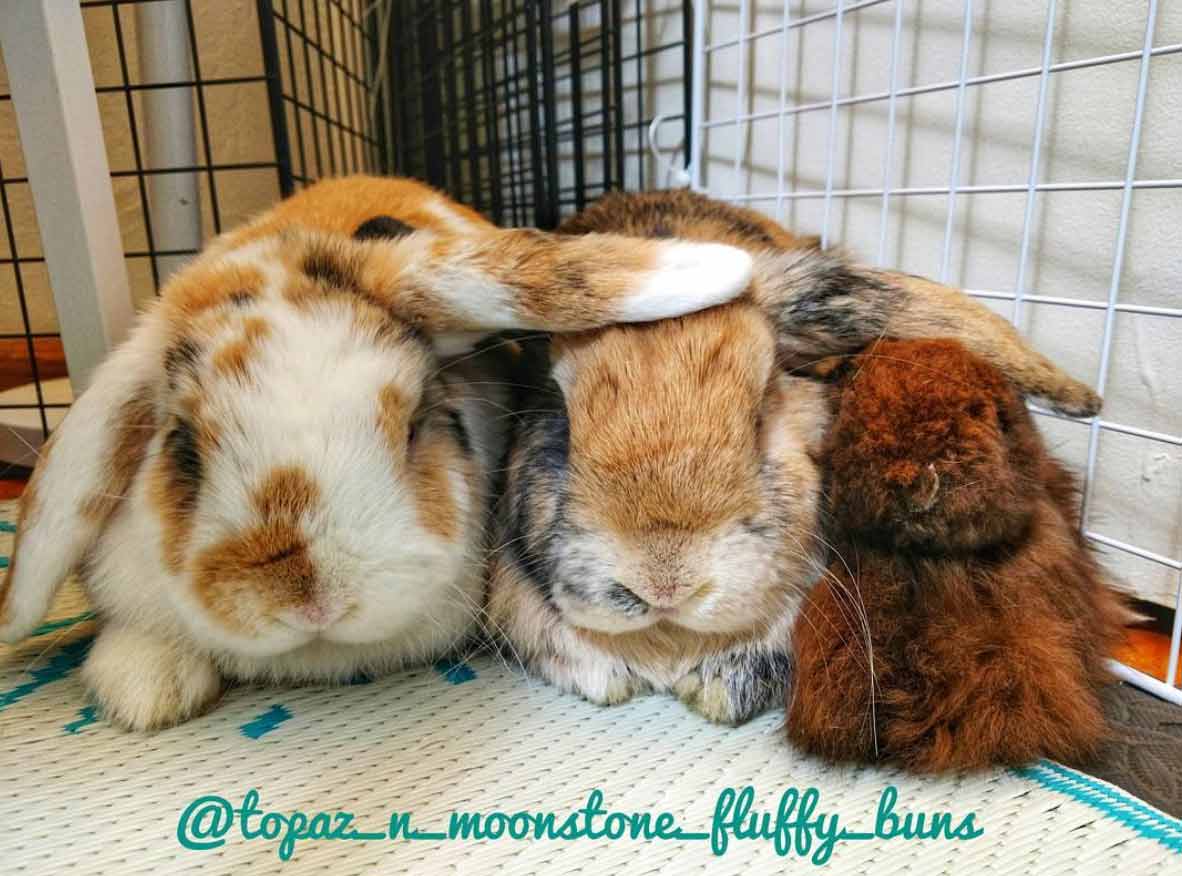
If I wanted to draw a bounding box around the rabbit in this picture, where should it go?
[786,338,1131,771]
[0,176,758,730]
[486,189,1104,726]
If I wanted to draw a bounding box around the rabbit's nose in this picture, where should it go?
[627,576,701,609]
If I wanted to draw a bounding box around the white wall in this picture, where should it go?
[624,0,1181,607]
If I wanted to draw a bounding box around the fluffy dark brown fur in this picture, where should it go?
[786,338,1129,772]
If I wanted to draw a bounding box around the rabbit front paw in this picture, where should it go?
[531,652,649,707]
[81,625,223,731]
[675,648,791,726]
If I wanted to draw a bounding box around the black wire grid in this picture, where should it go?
[383,0,694,230]
[0,0,689,453]
[261,0,390,193]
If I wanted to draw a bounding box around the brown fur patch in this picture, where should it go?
[149,403,219,573]
[212,316,271,380]
[377,379,462,541]
[377,383,412,459]
[192,467,322,631]
[79,386,158,523]
[193,522,317,633]
[410,439,461,541]
[252,466,320,520]
[284,246,418,346]
[163,263,266,319]
[301,237,364,292]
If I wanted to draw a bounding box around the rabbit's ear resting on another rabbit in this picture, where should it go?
[0,205,756,646]
[749,254,1101,418]
[555,187,1101,417]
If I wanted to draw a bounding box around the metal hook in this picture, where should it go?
[647,114,693,188]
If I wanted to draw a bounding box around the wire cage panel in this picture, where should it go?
[385,0,694,228]
[263,0,388,193]
[690,0,1182,700]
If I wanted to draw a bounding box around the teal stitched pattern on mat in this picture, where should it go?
[241,705,293,739]
[0,636,93,713]
[64,705,99,734]
[434,658,477,684]
[30,612,96,637]
[1015,760,1182,854]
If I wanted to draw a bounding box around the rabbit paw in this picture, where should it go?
[675,648,791,726]
[81,625,222,731]
[674,672,739,724]
[532,652,649,707]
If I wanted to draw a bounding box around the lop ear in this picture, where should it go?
[0,325,164,642]
[354,227,754,335]
[350,215,485,357]
[749,249,1102,417]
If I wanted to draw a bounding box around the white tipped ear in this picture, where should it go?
[361,230,754,334]
[615,241,754,322]
[0,322,164,643]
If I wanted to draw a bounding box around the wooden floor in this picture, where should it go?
[0,336,67,391]
[1117,628,1182,685]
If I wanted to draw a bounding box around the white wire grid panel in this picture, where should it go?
[689,0,1181,702]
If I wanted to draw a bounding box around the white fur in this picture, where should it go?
[0,315,169,642]
[68,292,497,724]
[616,242,754,322]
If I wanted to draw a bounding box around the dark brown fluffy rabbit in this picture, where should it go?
[786,338,1130,772]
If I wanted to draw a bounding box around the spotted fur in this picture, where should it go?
[0,177,756,731]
